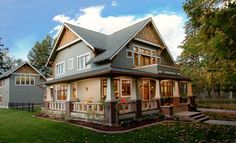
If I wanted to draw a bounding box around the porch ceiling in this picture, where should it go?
[40,67,191,85]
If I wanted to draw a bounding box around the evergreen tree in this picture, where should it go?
[28,35,53,77]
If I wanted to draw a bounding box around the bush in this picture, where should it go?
[156,112,165,119]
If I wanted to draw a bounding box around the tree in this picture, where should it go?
[28,35,53,77]
[179,0,236,97]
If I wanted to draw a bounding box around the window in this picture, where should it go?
[160,81,173,97]
[180,82,188,96]
[0,80,5,87]
[68,58,73,70]
[101,78,107,100]
[127,50,133,58]
[56,62,65,75]
[77,53,90,70]
[133,46,160,67]
[122,80,131,96]
[15,74,35,86]
[57,85,67,100]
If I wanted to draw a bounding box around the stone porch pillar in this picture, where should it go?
[65,84,72,117]
[131,78,142,119]
[104,77,117,126]
[173,81,180,106]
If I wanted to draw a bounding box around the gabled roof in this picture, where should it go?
[0,62,47,80]
[47,17,175,65]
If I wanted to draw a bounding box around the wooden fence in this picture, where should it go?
[8,103,43,112]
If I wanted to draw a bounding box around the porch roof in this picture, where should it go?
[41,67,190,85]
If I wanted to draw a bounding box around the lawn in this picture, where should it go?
[0,109,236,143]
[196,98,236,110]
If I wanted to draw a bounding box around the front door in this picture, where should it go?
[143,80,150,100]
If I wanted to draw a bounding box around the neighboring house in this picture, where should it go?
[0,62,46,108]
[43,17,194,126]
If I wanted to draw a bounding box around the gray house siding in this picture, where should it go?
[112,45,133,68]
[9,74,44,104]
[54,41,111,79]
[0,78,10,107]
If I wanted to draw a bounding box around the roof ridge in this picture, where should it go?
[65,22,108,36]
[108,17,152,36]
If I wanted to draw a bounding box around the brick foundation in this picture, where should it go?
[160,106,173,117]
[173,97,180,106]
[104,101,117,126]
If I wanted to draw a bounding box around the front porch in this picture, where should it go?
[43,76,194,126]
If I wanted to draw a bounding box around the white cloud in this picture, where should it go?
[51,5,185,60]
[111,0,118,6]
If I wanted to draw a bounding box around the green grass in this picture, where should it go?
[0,109,236,143]
[196,99,236,110]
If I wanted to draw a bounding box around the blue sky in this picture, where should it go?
[0,0,186,60]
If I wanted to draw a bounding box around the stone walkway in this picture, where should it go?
[205,120,236,126]
[198,108,236,114]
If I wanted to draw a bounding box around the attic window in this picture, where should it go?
[126,50,133,58]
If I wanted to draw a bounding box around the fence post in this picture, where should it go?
[32,103,34,112]
[28,103,30,111]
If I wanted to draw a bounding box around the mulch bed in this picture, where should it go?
[36,113,167,132]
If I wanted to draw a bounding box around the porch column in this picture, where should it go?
[104,76,117,126]
[131,78,140,100]
[187,82,193,96]
[131,78,142,119]
[105,77,115,101]
[67,84,72,101]
[173,81,180,106]
[65,84,72,118]
[154,80,161,99]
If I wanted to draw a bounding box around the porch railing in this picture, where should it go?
[48,101,65,111]
[118,101,134,114]
[71,102,104,114]
[142,100,159,111]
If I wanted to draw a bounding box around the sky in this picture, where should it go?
[0,0,187,61]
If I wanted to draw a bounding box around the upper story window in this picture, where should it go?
[68,58,73,70]
[56,62,65,75]
[0,80,5,87]
[132,46,160,67]
[77,53,90,70]
[15,74,35,86]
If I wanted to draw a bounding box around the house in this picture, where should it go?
[0,62,46,108]
[43,17,195,126]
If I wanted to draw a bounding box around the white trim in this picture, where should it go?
[64,23,95,51]
[1,62,47,80]
[134,37,164,48]
[126,50,133,58]
[150,19,176,65]
[0,79,5,88]
[77,52,90,71]
[68,58,73,70]
[120,78,132,97]
[133,64,158,69]
[55,61,65,76]
[15,74,36,86]
[56,39,81,51]
[46,25,66,67]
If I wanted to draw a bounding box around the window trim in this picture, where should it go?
[126,50,133,58]
[68,58,73,70]
[0,80,5,88]
[121,78,132,97]
[77,52,90,71]
[15,74,36,86]
[56,61,65,75]
[133,45,161,67]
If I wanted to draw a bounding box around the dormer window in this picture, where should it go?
[133,46,160,67]
[77,53,90,70]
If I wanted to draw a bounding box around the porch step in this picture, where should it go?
[174,111,209,122]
